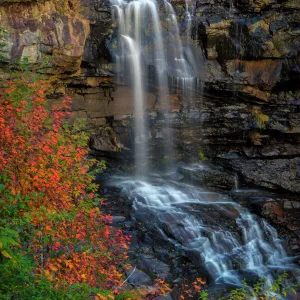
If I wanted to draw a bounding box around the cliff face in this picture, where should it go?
[185,0,300,192]
[1,0,300,194]
[0,0,89,76]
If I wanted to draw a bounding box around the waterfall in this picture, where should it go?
[108,0,299,292]
[185,1,192,41]
[110,0,198,174]
[110,171,299,287]
[122,35,148,176]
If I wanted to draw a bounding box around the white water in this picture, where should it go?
[122,35,148,176]
[110,0,202,174]
[110,170,299,287]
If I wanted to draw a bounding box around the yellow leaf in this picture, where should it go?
[1,250,12,259]
[96,295,108,300]
[0,241,2,249]
[48,264,58,271]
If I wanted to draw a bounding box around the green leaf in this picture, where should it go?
[1,250,12,259]
[0,183,5,193]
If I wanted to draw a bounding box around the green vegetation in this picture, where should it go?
[198,151,208,161]
[0,28,8,63]
[199,290,209,300]
[199,273,299,300]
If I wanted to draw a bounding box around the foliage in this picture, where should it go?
[249,130,262,145]
[0,76,130,298]
[151,279,173,298]
[202,272,299,300]
[169,277,206,299]
[179,278,206,299]
[199,290,209,300]
[251,106,269,129]
[198,151,208,161]
[0,28,8,63]
[115,290,143,300]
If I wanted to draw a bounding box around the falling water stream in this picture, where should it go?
[108,0,299,292]
[110,0,202,172]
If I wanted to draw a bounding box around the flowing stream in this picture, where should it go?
[108,0,299,291]
[109,167,299,288]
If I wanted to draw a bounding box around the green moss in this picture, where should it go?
[198,151,208,161]
[199,272,300,300]
[251,106,269,129]
[116,290,143,300]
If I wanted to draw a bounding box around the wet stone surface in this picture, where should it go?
[98,166,300,298]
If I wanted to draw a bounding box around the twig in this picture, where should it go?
[121,266,136,286]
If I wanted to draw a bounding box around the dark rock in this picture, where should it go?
[112,216,126,223]
[90,127,125,153]
[137,255,170,279]
[125,268,153,286]
[124,221,133,229]
[228,157,300,193]
[178,163,236,191]
[153,295,172,300]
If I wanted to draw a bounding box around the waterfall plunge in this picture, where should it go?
[122,35,148,176]
[111,0,197,175]
[109,0,300,291]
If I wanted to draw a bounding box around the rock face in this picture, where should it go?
[226,157,300,192]
[0,0,89,76]
[1,0,300,194]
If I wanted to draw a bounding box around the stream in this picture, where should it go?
[105,165,300,293]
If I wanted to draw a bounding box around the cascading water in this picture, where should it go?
[110,0,203,173]
[122,35,148,176]
[108,0,299,293]
[110,168,299,288]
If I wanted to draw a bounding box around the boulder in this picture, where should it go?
[125,268,153,286]
[137,255,170,279]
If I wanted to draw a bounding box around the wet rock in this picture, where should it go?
[137,255,170,279]
[124,221,133,229]
[125,268,153,286]
[228,158,300,193]
[227,60,282,90]
[138,246,154,255]
[178,163,236,191]
[112,216,126,223]
[284,201,293,210]
[262,201,284,217]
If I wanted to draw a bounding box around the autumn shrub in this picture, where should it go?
[0,76,130,298]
